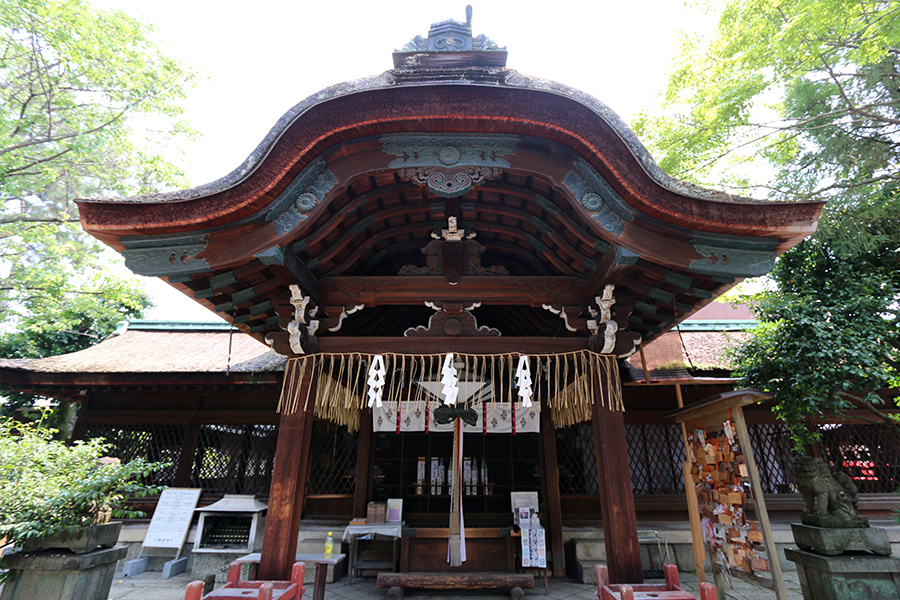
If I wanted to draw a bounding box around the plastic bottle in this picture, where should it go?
[324,531,333,558]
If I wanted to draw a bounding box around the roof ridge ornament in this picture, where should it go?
[393,6,507,69]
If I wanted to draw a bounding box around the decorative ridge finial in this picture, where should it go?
[393,6,507,69]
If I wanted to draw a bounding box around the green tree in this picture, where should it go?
[0,0,193,417]
[636,0,900,448]
[730,188,899,448]
[634,0,900,204]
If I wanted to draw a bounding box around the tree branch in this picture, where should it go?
[839,391,900,437]
[0,216,80,224]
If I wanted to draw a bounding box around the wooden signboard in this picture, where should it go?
[144,487,203,549]
[121,487,202,579]
[664,390,788,600]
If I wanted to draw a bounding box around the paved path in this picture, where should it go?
[109,570,805,600]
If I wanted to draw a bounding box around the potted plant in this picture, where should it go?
[0,416,166,600]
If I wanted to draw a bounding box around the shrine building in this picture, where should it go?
[1,14,830,584]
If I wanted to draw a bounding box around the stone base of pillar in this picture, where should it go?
[785,547,900,600]
[791,523,891,556]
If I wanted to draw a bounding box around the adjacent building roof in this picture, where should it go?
[0,321,285,391]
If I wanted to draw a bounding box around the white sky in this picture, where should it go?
[94,0,720,321]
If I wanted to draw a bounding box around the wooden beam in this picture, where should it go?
[258,248,320,302]
[319,276,588,307]
[539,401,566,578]
[79,410,279,425]
[258,364,317,580]
[587,248,637,298]
[676,384,707,584]
[732,407,789,600]
[0,370,282,388]
[316,336,587,354]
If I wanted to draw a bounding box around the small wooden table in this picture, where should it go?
[342,523,402,583]
[237,552,346,600]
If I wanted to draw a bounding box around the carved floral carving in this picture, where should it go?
[383,134,515,198]
[404,302,500,337]
[397,165,503,198]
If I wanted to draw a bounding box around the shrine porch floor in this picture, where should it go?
[107,569,805,600]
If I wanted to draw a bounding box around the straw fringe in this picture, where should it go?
[277,350,623,432]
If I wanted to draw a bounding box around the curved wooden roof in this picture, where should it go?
[77,29,823,349]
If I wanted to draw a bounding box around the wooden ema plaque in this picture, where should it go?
[665,390,788,600]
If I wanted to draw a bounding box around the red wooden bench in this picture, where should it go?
[185,561,305,600]
[596,564,716,600]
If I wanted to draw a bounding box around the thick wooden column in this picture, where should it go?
[173,416,201,487]
[539,401,566,577]
[258,365,317,580]
[591,378,642,583]
[352,409,374,517]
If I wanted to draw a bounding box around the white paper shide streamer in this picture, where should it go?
[366,355,386,408]
[440,352,460,405]
[515,355,533,408]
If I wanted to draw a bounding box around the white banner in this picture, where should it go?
[373,400,539,433]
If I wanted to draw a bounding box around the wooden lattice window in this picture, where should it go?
[746,423,796,494]
[190,424,277,495]
[818,423,900,494]
[307,422,358,495]
[555,423,598,495]
[84,423,185,487]
[626,423,686,495]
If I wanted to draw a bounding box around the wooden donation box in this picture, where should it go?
[665,390,789,600]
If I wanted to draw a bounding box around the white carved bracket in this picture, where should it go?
[327,304,365,332]
[264,283,319,355]
[542,304,583,333]
[587,284,618,354]
[289,284,311,324]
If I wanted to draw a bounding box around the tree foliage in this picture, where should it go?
[0,0,193,374]
[730,187,900,447]
[636,0,900,448]
[634,0,900,204]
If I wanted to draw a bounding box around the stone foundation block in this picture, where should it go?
[785,547,900,600]
[0,545,126,600]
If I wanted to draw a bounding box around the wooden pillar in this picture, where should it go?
[591,376,642,583]
[70,397,91,442]
[173,415,201,488]
[353,409,374,517]
[539,401,566,577]
[258,364,317,580]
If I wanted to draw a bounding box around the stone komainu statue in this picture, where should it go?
[792,456,860,523]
